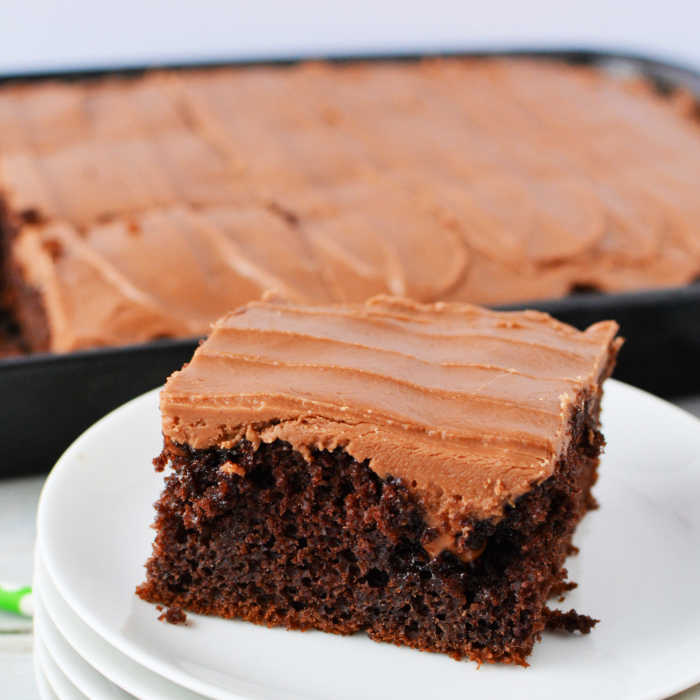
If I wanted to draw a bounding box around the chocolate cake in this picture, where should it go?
[137,296,622,665]
[0,58,699,352]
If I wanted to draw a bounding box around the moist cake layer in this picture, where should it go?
[161,296,621,547]
[0,58,698,351]
[138,416,600,664]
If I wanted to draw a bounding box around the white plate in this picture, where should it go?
[34,635,85,700]
[37,380,700,700]
[35,646,59,700]
[34,554,204,700]
[34,577,132,700]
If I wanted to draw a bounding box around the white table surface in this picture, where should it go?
[2,395,699,699]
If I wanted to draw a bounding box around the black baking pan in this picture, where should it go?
[1,48,699,478]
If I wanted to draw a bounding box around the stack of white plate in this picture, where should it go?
[33,382,700,700]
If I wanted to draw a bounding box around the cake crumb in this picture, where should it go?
[549,580,578,600]
[544,607,598,634]
[158,606,188,625]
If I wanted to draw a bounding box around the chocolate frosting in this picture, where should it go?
[161,296,620,549]
[1,59,698,351]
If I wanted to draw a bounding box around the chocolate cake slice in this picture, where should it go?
[137,296,622,665]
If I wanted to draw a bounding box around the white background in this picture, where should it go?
[0,0,699,74]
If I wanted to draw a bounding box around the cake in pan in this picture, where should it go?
[138,296,622,664]
[0,58,698,353]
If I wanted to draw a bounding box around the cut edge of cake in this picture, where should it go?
[137,296,622,665]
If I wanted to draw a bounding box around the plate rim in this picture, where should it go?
[34,644,58,700]
[34,553,208,700]
[34,634,83,700]
[34,592,129,700]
